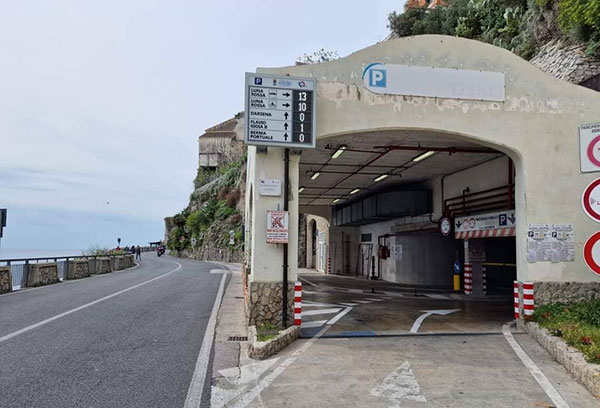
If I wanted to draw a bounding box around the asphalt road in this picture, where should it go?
[0,253,224,408]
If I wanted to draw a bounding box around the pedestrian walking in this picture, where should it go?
[135,245,141,261]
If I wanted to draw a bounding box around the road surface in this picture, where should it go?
[0,254,224,408]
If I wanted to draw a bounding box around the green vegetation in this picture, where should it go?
[388,0,600,59]
[256,322,282,342]
[532,299,600,363]
[83,246,126,256]
[167,156,246,255]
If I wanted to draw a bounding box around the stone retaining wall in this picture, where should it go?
[27,262,59,287]
[530,39,600,85]
[247,325,300,360]
[67,260,90,280]
[95,258,112,274]
[0,266,11,293]
[125,254,134,268]
[522,321,600,398]
[113,256,126,271]
[534,281,600,305]
[248,282,294,327]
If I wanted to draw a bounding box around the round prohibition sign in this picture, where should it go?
[587,134,600,167]
[583,231,600,276]
[581,178,600,223]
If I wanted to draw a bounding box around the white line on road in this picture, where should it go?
[0,260,182,344]
[302,308,341,316]
[184,265,229,408]
[502,321,570,408]
[301,320,328,328]
[352,300,372,304]
[338,302,359,306]
[409,309,459,333]
[326,307,352,325]
[232,306,352,408]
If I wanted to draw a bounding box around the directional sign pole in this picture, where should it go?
[282,148,290,327]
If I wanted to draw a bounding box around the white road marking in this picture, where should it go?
[502,321,570,408]
[0,260,183,344]
[302,300,337,307]
[302,308,341,316]
[184,265,229,408]
[338,302,359,306]
[409,309,460,333]
[353,300,372,304]
[365,298,384,301]
[371,361,426,406]
[326,306,352,325]
[299,277,319,288]
[301,320,328,328]
[218,358,280,386]
[424,294,450,300]
[232,305,350,408]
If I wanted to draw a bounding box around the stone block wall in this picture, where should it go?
[113,256,126,271]
[67,260,90,280]
[0,266,12,293]
[248,282,294,327]
[125,254,134,268]
[534,281,600,305]
[27,262,59,287]
[95,258,112,274]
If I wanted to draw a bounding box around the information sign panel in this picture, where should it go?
[244,73,316,148]
[580,122,600,173]
[266,210,289,244]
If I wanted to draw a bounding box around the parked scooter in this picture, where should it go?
[157,245,166,257]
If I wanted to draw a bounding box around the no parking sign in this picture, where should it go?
[583,231,600,276]
[580,122,600,173]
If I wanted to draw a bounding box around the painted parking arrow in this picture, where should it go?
[410,309,460,333]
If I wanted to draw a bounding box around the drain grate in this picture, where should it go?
[227,336,248,342]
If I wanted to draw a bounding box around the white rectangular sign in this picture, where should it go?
[579,122,600,173]
[266,210,289,244]
[245,73,316,149]
[527,223,574,263]
[455,210,515,233]
[363,63,505,102]
[258,179,281,196]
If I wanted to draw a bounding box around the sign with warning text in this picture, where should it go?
[266,210,289,244]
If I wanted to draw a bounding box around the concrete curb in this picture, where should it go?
[521,320,600,398]
[247,325,300,360]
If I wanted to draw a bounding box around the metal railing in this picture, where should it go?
[0,252,142,292]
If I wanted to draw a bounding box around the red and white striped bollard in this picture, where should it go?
[523,282,535,318]
[464,263,472,295]
[513,281,520,319]
[294,282,302,326]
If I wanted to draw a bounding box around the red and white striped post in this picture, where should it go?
[482,266,487,295]
[464,264,473,294]
[294,282,302,326]
[513,281,520,319]
[523,282,535,318]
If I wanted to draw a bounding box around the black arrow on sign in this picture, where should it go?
[284,133,289,140]
[283,92,290,97]
[284,112,289,120]
[508,214,516,223]
[456,221,462,229]
[284,123,289,130]
[282,103,290,108]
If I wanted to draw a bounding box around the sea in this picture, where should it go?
[0,249,85,261]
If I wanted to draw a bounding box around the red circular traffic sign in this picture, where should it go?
[587,135,600,167]
[583,231,600,276]
[581,178,600,222]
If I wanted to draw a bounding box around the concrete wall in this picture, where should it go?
[27,263,59,287]
[254,35,600,285]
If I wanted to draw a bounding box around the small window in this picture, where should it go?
[361,233,372,242]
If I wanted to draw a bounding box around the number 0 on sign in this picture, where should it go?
[244,73,316,149]
[581,178,600,222]
[583,231,600,276]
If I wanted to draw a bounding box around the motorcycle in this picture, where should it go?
[157,245,166,257]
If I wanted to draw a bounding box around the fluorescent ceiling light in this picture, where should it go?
[331,145,347,159]
[350,188,360,195]
[374,174,389,182]
[310,172,320,180]
[412,150,436,162]
[333,198,341,203]
[299,187,305,193]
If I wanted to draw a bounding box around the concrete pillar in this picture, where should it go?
[246,146,299,327]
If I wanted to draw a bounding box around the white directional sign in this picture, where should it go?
[580,122,600,173]
[244,73,316,148]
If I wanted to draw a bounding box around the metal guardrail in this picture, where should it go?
[0,251,145,292]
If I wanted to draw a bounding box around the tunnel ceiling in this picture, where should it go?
[299,130,504,207]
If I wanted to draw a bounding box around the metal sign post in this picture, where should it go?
[0,209,6,256]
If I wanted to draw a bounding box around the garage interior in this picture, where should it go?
[297,130,517,298]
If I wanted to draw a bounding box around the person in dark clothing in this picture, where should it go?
[135,245,141,261]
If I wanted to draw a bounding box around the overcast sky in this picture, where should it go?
[0,0,404,253]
